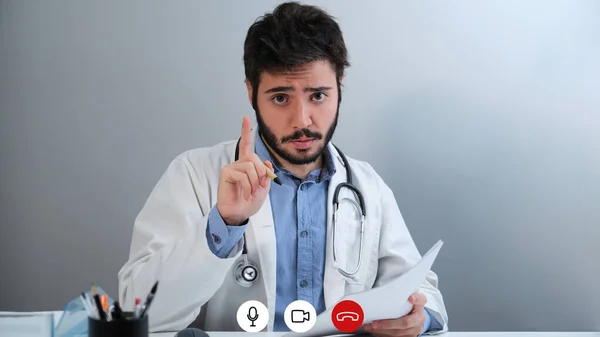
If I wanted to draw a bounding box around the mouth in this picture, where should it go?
[289,138,315,150]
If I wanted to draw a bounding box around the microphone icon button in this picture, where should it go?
[237,300,269,332]
[247,306,259,327]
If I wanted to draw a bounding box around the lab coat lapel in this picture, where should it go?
[323,145,348,308]
[249,183,277,329]
[248,127,276,313]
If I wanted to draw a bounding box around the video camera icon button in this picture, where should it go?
[284,300,317,333]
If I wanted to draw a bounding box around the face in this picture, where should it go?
[247,60,341,166]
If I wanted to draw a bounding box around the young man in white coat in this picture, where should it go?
[118,2,448,336]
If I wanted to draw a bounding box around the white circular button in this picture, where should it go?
[284,300,317,333]
[236,300,269,332]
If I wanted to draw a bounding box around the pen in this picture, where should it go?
[139,281,159,317]
[80,293,95,318]
[91,284,107,321]
[134,298,141,317]
[111,301,123,320]
[87,295,100,319]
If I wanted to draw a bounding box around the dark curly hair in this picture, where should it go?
[243,1,350,110]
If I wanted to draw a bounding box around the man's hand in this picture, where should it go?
[216,115,273,226]
[363,293,428,337]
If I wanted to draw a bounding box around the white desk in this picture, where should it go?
[151,333,599,337]
[2,311,598,337]
[67,312,600,337]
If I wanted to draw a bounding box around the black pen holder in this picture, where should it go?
[88,312,148,337]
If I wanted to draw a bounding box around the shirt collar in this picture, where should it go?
[253,127,337,182]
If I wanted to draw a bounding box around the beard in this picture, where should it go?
[255,105,339,166]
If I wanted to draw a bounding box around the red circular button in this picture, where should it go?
[331,300,364,333]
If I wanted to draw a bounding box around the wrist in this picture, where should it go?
[217,206,248,226]
[224,217,249,226]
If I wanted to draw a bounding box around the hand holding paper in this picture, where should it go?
[364,293,429,337]
[284,239,444,337]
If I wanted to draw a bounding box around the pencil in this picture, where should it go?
[91,284,107,321]
[254,131,282,186]
[266,167,282,185]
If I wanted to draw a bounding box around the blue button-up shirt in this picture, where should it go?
[204,131,438,333]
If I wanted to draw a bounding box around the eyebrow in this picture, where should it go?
[264,86,333,94]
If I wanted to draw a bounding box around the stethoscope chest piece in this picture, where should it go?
[234,254,259,287]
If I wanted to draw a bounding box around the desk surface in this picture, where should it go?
[1,311,598,337]
[152,333,598,337]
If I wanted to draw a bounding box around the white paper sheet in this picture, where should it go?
[284,240,444,337]
[0,312,54,337]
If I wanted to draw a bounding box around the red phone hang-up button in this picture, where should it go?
[331,300,364,333]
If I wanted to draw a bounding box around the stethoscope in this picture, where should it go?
[232,137,366,287]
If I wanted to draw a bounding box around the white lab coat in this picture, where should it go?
[117,135,449,334]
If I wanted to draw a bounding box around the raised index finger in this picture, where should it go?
[239,115,254,159]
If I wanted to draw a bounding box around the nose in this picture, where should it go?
[290,100,312,129]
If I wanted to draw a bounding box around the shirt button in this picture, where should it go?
[300,280,308,288]
[301,230,308,237]
[212,233,221,244]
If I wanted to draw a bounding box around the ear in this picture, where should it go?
[338,76,344,86]
[245,79,253,106]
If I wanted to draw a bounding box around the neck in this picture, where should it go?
[261,135,323,180]
[288,157,323,180]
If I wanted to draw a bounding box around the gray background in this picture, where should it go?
[1,0,599,332]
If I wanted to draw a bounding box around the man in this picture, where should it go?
[118,2,448,336]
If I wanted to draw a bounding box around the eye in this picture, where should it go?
[272,95,288,105]
[311,92,327,102]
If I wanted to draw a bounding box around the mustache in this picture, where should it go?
[281,129,323,143]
